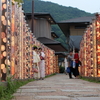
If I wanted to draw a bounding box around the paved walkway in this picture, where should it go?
[12,74,100,100]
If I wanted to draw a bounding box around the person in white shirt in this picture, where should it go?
[64,55,68,74]
[33,46,40,80]
[38,48,45,80]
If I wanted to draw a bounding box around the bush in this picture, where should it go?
[81,77,100,83]
[0,77,35,100]
[0,73,57,100]
[59,66,65,73]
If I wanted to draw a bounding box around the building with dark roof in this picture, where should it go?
[25,13,56,39]
[25,12,67,54]
[57,16,95,49]
[37,37,67,52]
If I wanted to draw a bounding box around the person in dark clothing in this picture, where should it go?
[67,51,76,79]
[74,48,80,78]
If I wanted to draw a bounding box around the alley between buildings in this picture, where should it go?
[12,74,100,100]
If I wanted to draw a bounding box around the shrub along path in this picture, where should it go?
[12,74,100,100]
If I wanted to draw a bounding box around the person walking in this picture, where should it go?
[33,46,40,80]
[64,55,68,74]
[74,48,80,78]
[38,48,45,80]
[67,51,75,79]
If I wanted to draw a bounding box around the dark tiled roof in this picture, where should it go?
[26,12,51,16]
[37,37,60,44]
[37,37,68,52]
[59,16,95,23]
[69,36,83,49]
[25,13,56,24]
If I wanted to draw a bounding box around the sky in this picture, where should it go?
[42,0,100,14]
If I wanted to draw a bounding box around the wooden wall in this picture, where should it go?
[27,18,51,39]
[70,25,85,36]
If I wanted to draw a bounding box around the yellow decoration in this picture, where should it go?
[11,36,14,41]
[1,64,5,69]
[11,62,14,66]
[1,45,5,51]
[5,12,7,17]
[3,20,6,25]
[5,59,10,65]
[2,0,6,3]
[3,51,6,57]
[8,20,10,26]
[3,4,7,9]
[3,37,7,43]
[11,41,14,46]
[1,16,5,21]
[0,73,2,77]
[3,68,6,73]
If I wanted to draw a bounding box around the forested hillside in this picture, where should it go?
[22,0,93,50]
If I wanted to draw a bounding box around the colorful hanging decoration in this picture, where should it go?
[0,1,59,82]
[1,0,8,81]
[80,13,100,77]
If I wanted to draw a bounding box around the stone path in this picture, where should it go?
[12,74,100,100]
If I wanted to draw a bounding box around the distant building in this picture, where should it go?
[25,12,67,57]
[25,13,56,39]
[57,16,95,49]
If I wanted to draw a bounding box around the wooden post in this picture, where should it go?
[32,0,34,33]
